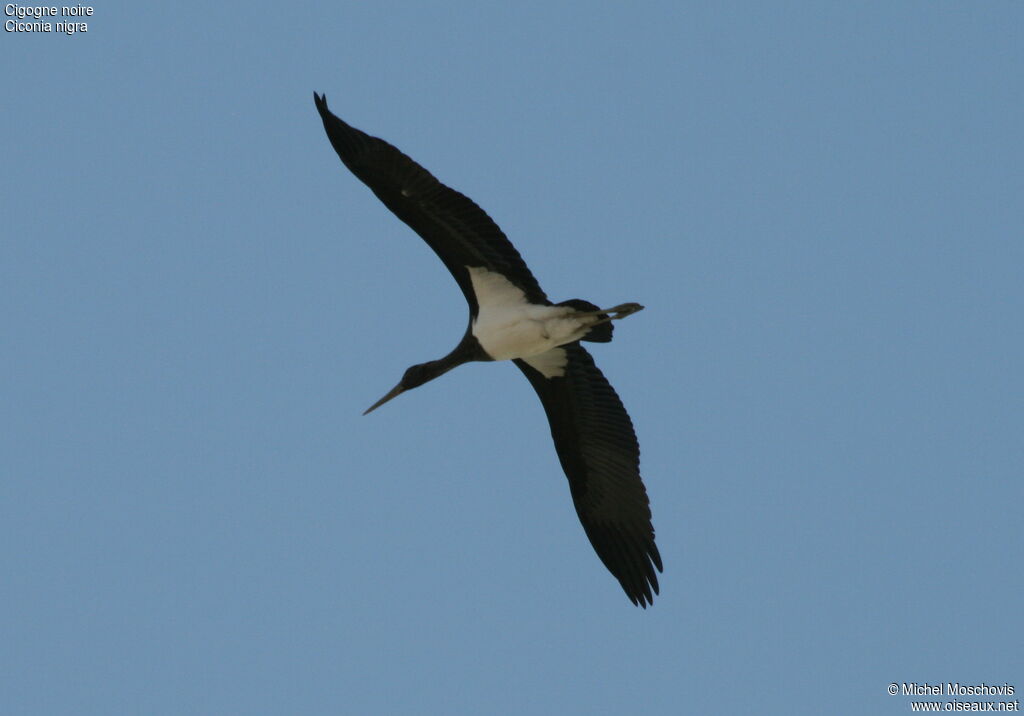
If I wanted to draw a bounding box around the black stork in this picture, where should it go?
[314,92,662,607]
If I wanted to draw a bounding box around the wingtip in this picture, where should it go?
[629,590,654,609]
[623,539,662,608]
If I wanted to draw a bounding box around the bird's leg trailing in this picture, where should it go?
[579,302,645,326]
[556,300,643,344]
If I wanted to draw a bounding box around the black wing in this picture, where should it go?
[314,92,548,311]
[515,344,662,606]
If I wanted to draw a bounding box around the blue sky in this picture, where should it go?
[3,2,1021,714]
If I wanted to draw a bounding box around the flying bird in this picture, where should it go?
[314,92,662,606]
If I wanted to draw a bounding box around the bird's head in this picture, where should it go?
[363,362,437,415]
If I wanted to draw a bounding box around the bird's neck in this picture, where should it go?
[418,333,487,385]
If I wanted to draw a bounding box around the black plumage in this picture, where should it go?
[314,92,546,313]
[314,92,661,606]
[515,346,661,606]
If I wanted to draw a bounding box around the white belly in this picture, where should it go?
[474,303,583,360]
[467,266,589,361]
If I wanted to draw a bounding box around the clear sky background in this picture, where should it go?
[3,3,1021,714]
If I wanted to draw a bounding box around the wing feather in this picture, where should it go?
[314,93,548,310]
[515,344,662,606]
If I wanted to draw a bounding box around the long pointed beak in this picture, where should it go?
[363,382,405,415]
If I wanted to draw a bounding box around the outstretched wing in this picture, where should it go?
[314,92,548,311]
[515,344,662,606]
